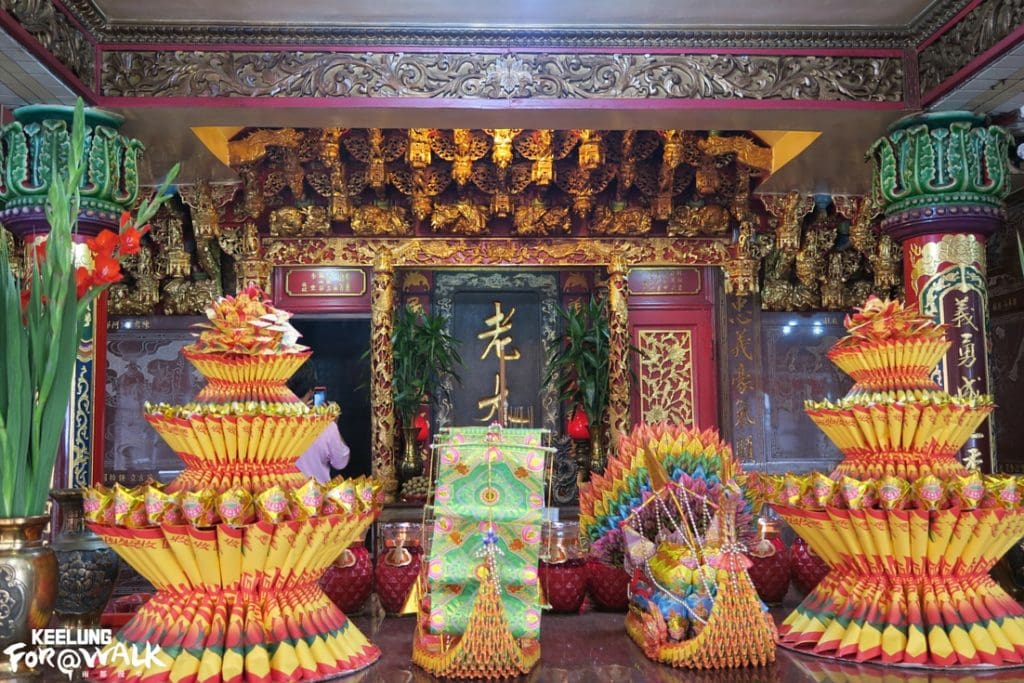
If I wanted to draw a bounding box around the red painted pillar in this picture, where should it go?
[869,112,1012,472]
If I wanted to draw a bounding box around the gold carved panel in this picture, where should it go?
[637,329,695,427]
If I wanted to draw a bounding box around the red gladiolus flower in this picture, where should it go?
[119,211,132,229]
[20,287,31,312]
[87,230,119,259]
[31,240,47,265]
[119,225,145,255]
[92,254,123,285]
[75,266,94,299]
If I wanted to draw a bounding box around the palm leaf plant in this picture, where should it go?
[0,99,178,518]
[391,303,462,479]
[543,296,612,471]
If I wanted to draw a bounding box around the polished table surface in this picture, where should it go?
[346,608,1024,683]
[28,607,1024,682]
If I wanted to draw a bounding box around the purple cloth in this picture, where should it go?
[295,422,350,482]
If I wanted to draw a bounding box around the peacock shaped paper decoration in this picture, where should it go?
[580,423,775,669]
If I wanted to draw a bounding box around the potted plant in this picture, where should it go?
[543,295,611,478]
[0,99,177,661]
[391,303,461,481]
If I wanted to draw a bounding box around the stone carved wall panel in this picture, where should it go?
[432,271,560,434]
[991,310,1024,473]
[101,50,903,102]
[759,312,849,473]
[103,318,204,485]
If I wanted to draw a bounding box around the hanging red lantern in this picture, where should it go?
[566,407,590,440]
[414,412,430,442]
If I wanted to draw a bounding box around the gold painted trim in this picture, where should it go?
[264,237,730,268]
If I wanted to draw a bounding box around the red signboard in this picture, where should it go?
[273,267,372,313]
[628,267,703,296]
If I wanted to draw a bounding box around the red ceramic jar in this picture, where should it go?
[539,521,587,613]
[586,559,630,611]
[745,519,790,606]
[319,541,373,614]
[375,522,423,615]
[790,536,829,595]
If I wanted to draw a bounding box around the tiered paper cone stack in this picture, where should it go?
[83,287,383,683]
[760,296,1024,667]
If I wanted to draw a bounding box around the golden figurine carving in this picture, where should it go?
[591,203,652,236]
[577,129,603,171]
[432,129,491,186]
[179,181,238,239]
[268,205,331,237]
[871,235,901,289]
[761,191,814,253]
[698,134,773,173]
[407,128,434,168]
[484,128,523,169]
[667,203,732,237]
[108,244,162,315]
[513,200,571,236]
[430,200,490,236]
[351,203,413,236]
[227,128,304,166]
[236,163,265,220]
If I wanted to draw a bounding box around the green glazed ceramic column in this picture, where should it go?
[0,105,145,487]
[868,112,1012,472]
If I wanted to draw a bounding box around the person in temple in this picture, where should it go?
[287,363,351,482]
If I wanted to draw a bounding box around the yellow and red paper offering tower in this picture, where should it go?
[765,296,1024,667]
[84,287,383,683]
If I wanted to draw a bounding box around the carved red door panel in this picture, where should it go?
[629,308,717,431]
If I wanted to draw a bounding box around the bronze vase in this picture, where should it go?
[49,489,120,629]
[588,423,606,477]
[398,426,422,483]
[0,515,57,678]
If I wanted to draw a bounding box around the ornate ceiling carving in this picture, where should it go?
[918,0,1024,97]
[0,0,93,84]
[219,126,770,239]
[101,51,903,102]
[62,0,968,49]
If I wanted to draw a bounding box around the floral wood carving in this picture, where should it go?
[637,329,696,426]
[101,51,903,102]
[0,0,94,83]
[918,0,1024,97]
